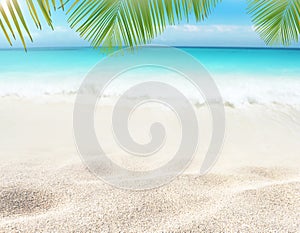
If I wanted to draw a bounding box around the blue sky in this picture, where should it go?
[0,0,299,48]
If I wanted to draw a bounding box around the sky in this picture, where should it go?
[0,0,299,48]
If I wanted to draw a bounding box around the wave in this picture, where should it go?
[1,72,300,109]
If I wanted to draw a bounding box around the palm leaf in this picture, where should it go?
[67,0,221,50]
[0,0,65,50]
[2,0,299,51]
[248,0,300,45]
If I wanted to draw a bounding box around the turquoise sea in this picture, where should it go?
[0,47,300,106]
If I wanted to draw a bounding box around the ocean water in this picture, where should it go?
[0,47,300,107]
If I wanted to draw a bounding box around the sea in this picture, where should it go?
[0,47,299,107]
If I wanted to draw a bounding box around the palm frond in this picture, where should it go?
[248,0,300,45]
[67,0,221,50]
[0,0,65,50]
[1,0,300,51]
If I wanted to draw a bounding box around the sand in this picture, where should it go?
[0,97,299,232]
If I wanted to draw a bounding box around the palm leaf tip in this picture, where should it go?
[0,0,64,49]
[67,0,222,50]
[248,0,300,46]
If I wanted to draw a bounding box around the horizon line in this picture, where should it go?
[0,45,299,51]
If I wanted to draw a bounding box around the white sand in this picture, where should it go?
[0,97,299,232]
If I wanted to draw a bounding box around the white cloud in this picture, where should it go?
[53,26,69,32]
[153,23,263,47]
[168,24,254,33]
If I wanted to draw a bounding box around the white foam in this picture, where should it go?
[1,71,300,108]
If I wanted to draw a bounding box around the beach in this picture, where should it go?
[0,47,300,232]
[0,96,299,232]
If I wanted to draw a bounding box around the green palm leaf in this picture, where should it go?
[0,0,220,50]
[0,0,64,50]
[248,0,300,45]
[1,0,299,50]
[67,0,221,50]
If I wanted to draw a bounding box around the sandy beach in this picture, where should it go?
[0,97,299,232]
